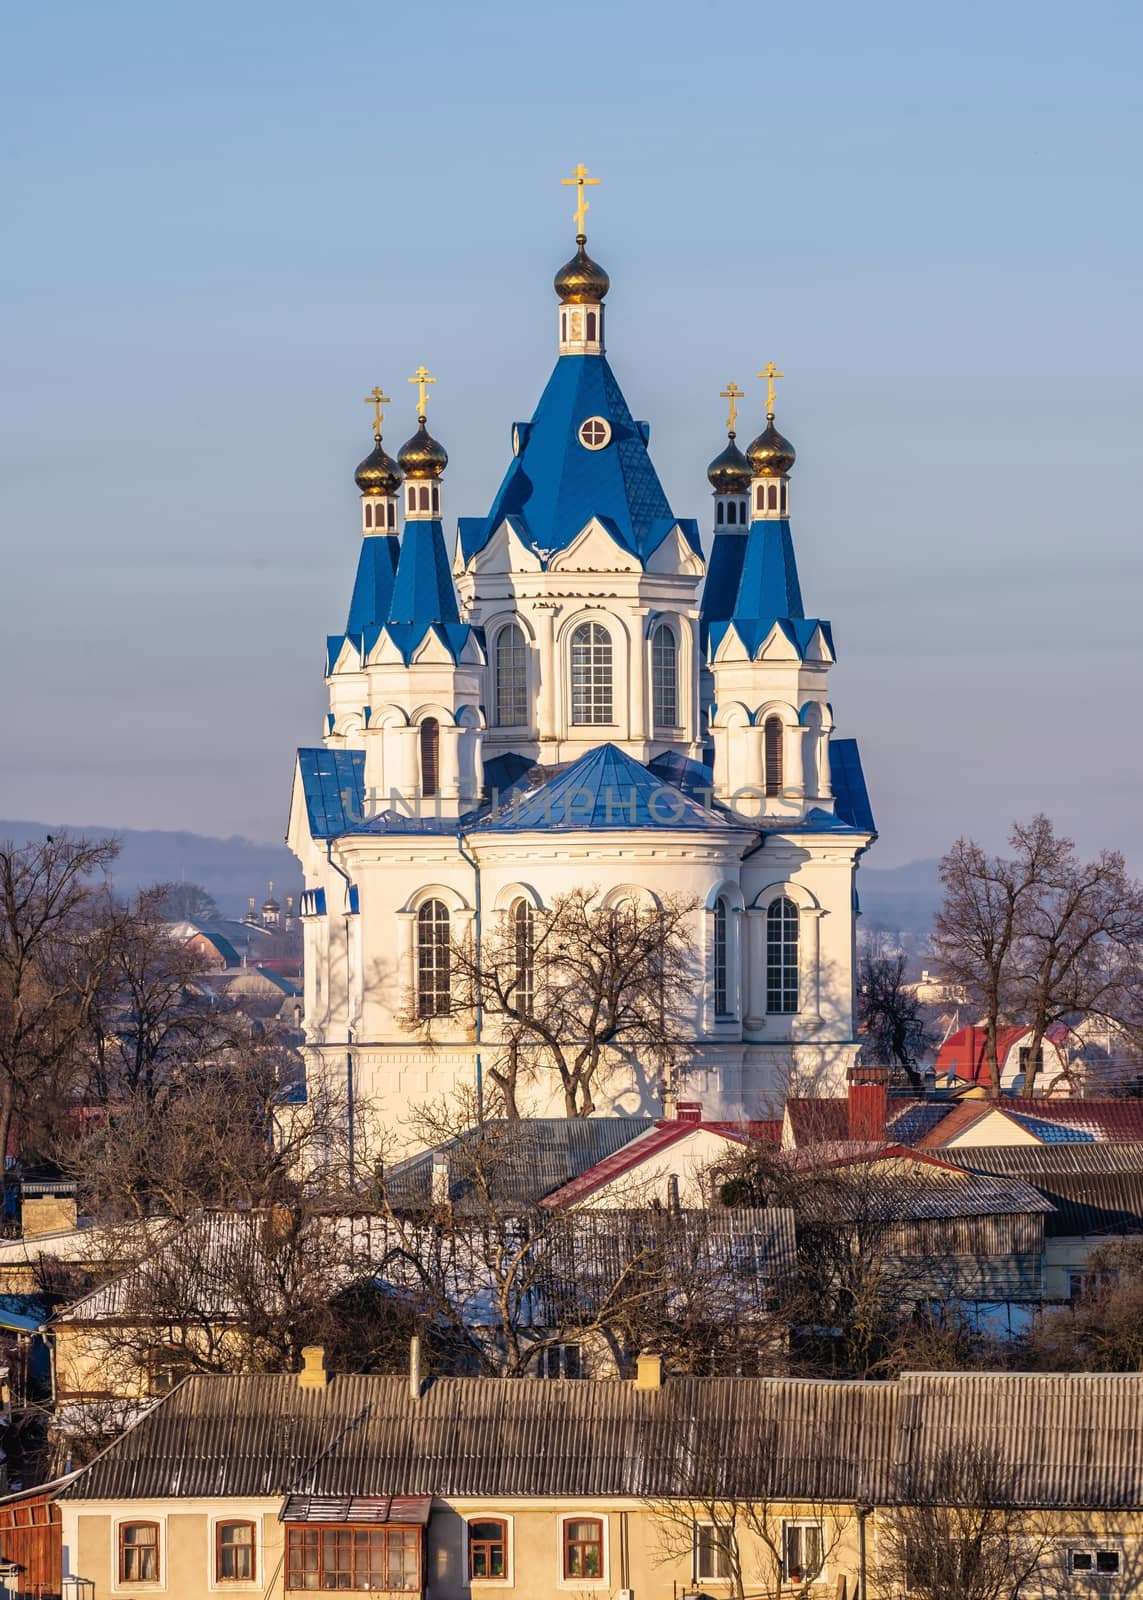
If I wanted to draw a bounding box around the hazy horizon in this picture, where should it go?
[2,0,1140,871]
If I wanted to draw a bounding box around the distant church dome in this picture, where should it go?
[707,433,752,494]
[746,417,796,478]
[554,238,610,304]
[398,420,448,480]
[354,439,402,496]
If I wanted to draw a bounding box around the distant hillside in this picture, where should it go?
[858,857,941,946]
[0,821,301,919]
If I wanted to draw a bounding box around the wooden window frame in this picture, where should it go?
[468,1518,509,1582]
[562,1516,604,1581]
[284,1524,422,1592]
[118,1521,160,1585]
[216,1519,256,1584]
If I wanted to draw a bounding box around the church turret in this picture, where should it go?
[356,386,402,535]
[702,383,753,636]
[344,386,402,644]
[708,367,835,816]
[555,164,607,356]
[399,366,448,521]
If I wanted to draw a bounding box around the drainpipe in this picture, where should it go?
[857,1503,871,1600]
[456,833,483,1119]
[325,843,357,1185]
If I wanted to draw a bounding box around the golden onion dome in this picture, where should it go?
[354,439,402,496]
[397,419,448,480]
[707,431,752,494]
[554,236,610,304]
[746,417,796,478]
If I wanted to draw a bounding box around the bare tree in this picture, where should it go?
[877,1443,1058,1600]
[0,833,119,1167]
[435,887,699,1117]
[1025,1239,1143,1372]
[145,882,221,923]
[857,944,934,1090]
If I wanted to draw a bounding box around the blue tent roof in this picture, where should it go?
[346,534,400,634]
[387,519,459,627]
[706,615,835,661]
[457,354,701,567]
[733,519,804,621]
[474,743,748,834]
[700,529,750,644]
[830,737,877,835]
[297,748,366,838]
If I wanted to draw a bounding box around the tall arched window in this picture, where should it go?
[766,897,799,1014]
[420,717,439,797]
[512,898,535,1015]
[417,900,451,1018]
[570,622,613,725]
[764,716,783,798]
[651,624,678,731]
[495,623,528,727]
[713,897,730,1017]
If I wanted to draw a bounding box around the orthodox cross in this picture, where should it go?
[408,365,437,420]
[758,362,784,417]
[561,162,599,237]
[363,386,391,441]
[720,382,745,434]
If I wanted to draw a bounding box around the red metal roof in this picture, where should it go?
[934,1023,1070,1084]
[539,1120,775,1209]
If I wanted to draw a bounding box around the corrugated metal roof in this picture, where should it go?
[60,1372,900,1505]
[943,1144,1143,1237]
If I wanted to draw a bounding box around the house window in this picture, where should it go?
[570,622,613,724]
[417,900,451,1018]
[782,1521,823,1585]
[1069,1549,1121,1576]
[285,1526,420,1591]
[541,1342,582,1379]
[651,623,678,730]
[577,416,611,450]
[512,898,535,1015]
[119,1522,159,1584]
[713,898,730,1017]
[217,1521,256,1582]
[563,1518,603,1579]
[696,1523,733,1581]
[468,1520,508,1581]
[420,717,439,797]
[766,897,799,1014]
[764,715,784,797]
[495,623,528,727]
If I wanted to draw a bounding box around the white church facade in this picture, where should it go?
[286,173,877,1143]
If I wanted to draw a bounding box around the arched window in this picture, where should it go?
[570,622,613,724]
[651,624,678,731]
[419,485,430,511]
[417,900,451,1018]
[432,484,440,513]
[495,623,528,727]
[420,718,440,797]
[512,898,535,1015]
[217,1521,256,1582]
[764,716,783,798]
[716,501,724,525]
[364,500,373,528]
[727,500,737,525]
[766,897,799,1014]
[768,483,779,511]
[713,898,730,1017]
[388,501,396,528]
[586,310,597,341]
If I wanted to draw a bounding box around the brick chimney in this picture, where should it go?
[847,1065,889,1142]
[676,1102,703,1125]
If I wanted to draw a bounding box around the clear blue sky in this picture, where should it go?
[1,0,1140,868]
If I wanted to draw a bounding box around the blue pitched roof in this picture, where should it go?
[830,738,877,835]
[388,519,459,627]
[457,354,701,567]
[701,530,750,643]
[297,748,366,838]
[733,519,804,621]
[346,534,400,634]
[474,743,747,834]
[707,615,835,661]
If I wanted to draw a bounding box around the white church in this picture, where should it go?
[286,170,877,1143]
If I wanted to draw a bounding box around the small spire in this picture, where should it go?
[408,364,437,423]
[363,385,391,443]
[561,161,600,242]
[757,361,785,421]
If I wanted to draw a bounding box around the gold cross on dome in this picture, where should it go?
[561,162,600,237]
[720,381,745,434]
[758,361,785,417]
[408,365,437,419]
[363,386,391,440]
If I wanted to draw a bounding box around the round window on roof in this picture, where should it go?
[578,416,611,451]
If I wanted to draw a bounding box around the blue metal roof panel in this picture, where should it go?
[701,531,750,640]
[297,748,366,839]
[387,519,459,627]
[830,737,877,834]
[733,518,804,623]
[346,534,400,634]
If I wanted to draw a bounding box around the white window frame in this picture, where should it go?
[537,1342,583,1379]
[556,1512,609,1590]
[1067,1545,1123,1577]
[781,1519,825,1587]
[694,1521,735,1584]
[466,1511,515,1587]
